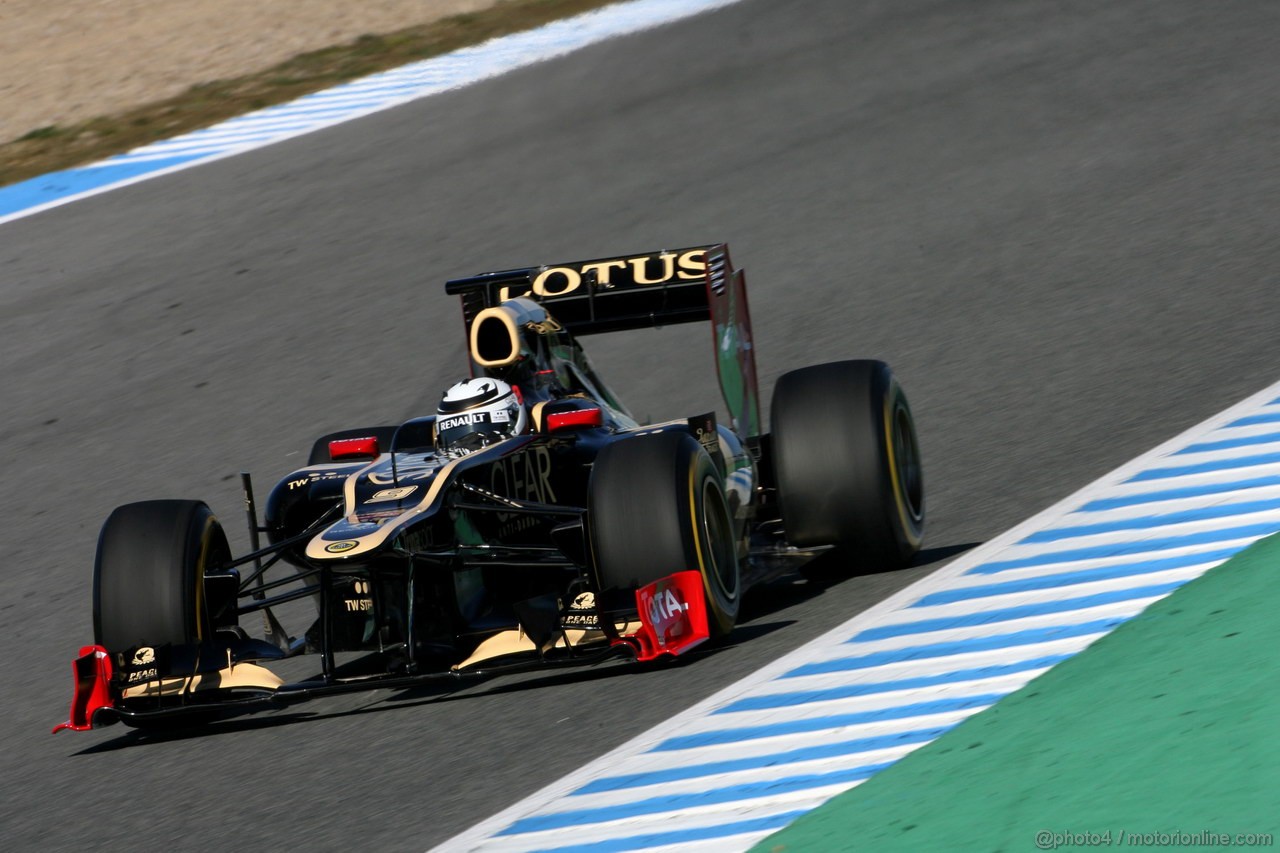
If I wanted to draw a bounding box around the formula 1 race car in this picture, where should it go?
[55,244,924,732]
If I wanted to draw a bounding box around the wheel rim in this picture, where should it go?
[700,477,739,600]
[893,403,924,522]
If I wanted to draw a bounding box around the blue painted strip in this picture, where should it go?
[1127,451,1280,481]
[650,694,1003,752]
[500,764,894,835]
[853,582,1183,643]
[782,619,1122,677]
[972,523,1274,573]
[575,727,948,794]
[1079,476,1280,511]
[0,156,201,217]
[1176,431,1280,454]
[526,811,810,853]
[0,0,744,224]
[1227,412,1280,427]
[923,549,1237,605]
[1019,498,1280,543]
[714,656,1067,714]
[812,618,1123,669]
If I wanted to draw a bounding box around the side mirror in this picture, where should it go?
[328,436,380,461]
[546,407,603,431]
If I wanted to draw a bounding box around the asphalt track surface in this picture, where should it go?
[4,0,1279,850]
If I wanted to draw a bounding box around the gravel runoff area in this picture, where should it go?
[0,0,502,142]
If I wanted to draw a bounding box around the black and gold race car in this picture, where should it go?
[55,244,924,732]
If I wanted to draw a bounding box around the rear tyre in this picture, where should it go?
[771,360,924,571]
[589,431,740,636]
[94,500,230,653]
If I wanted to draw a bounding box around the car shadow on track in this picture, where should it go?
[809,540,980,583]
[909,540,982,567]
[740,540,981,620]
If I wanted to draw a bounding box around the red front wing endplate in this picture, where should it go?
[53,645,114,733]
[617,570,710,662]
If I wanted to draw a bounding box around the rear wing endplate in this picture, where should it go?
[446,243,760,437]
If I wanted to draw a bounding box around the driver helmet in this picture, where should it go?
[435,378,527,457]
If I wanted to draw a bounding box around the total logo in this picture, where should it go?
[645,587,689,627]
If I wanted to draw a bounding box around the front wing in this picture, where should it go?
[54,571,709,732]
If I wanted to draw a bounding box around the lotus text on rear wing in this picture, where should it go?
[498,249,709,301]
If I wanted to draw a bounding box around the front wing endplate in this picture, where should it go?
[620,570,710,662]
[53,645,114,733]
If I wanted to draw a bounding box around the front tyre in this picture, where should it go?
[771,360,924,570]
[94,500,230,653]
[589,431,740,636]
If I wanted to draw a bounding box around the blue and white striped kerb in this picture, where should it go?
[0,0,744,225]
[439,377,1280,853]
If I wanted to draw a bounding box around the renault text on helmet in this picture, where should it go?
[435,378,527,457]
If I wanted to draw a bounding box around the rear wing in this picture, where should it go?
[446,244,760,437]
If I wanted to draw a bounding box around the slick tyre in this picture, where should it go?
[771,360,924,571]
[589,431,740,636]
[94,500,230,653]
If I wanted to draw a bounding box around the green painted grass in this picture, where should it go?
[754,536,1280,852]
